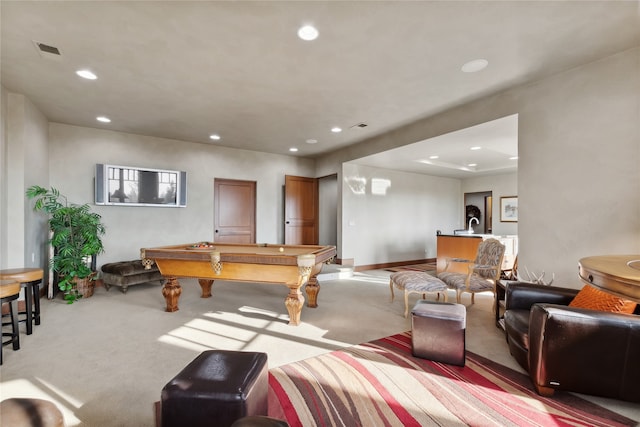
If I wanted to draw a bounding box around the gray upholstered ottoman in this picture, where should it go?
[411,300,466,366]
[101,260,164,293]
[390,271,448,317]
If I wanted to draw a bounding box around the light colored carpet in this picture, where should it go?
[1,269,638,426]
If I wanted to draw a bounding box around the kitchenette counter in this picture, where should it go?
[436,234,518,274]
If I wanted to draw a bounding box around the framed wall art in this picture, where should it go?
[500,196,518,222]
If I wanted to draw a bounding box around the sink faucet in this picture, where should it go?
[468,217,479,233]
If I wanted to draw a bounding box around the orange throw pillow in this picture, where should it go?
[569,285,637,314]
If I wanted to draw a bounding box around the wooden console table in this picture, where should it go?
[578,255,640,302]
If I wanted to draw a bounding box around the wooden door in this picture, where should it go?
[284,175,318,245]
[213,178,256,243]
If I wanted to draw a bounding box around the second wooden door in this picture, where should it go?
[284,175,318,245]
[213,178,256,243]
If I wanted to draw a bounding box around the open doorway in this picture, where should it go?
[318,174,338,247]
[464,191,492,234]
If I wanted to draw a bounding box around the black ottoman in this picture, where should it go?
[411,300,466,366]
[161,350,269,427]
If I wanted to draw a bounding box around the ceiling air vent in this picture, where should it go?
[33,40,62,60]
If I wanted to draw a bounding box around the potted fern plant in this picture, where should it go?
[26,185,106,303]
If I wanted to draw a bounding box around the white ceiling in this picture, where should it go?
[2,1,639,178]
[353,113,519,178]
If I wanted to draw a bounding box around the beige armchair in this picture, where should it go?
[437,238,505,304]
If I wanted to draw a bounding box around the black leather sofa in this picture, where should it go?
[503,282,640,402]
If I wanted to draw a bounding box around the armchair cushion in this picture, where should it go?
[568,284,637,314]
[504,283,582,369]
[438,270,495,292]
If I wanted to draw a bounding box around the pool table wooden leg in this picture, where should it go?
[285,287,305,326]
[198,279,214,298]
[162,277,182,312]
[305,277,320,308]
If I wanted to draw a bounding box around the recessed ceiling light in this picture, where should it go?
[429,155,439,159]
[470,146,482,150]
[461,59,488,73]
[209,134,221,140]
[96,116,111,123]
[331,127,342,133]
[297,25,319,41]
[76,69,97,80]
[289,147,299,152]
[510,156,519,160]
[467,163,477,167]
[306,139,318,144]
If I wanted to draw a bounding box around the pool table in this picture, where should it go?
[140,242,336,325]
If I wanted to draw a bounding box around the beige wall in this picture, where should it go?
[1,91,49,271]
[47,124,315,265]
[0,86,7,268]
[317,47,640,285]
[341,163,460,265]
[518,47,639,284]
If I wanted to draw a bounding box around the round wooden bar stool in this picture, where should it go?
[1,280,21,365]
[0,268,44,335]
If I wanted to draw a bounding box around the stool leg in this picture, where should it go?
[32,282,41,326]
[1,298,22,365]
[10,299,20,350]
[389,279,395,302]
[404,290,410,318]
[25,283,33,335]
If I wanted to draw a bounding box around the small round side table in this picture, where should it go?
[578,255,640,301]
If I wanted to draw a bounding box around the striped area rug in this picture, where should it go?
[268,332,636,427]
